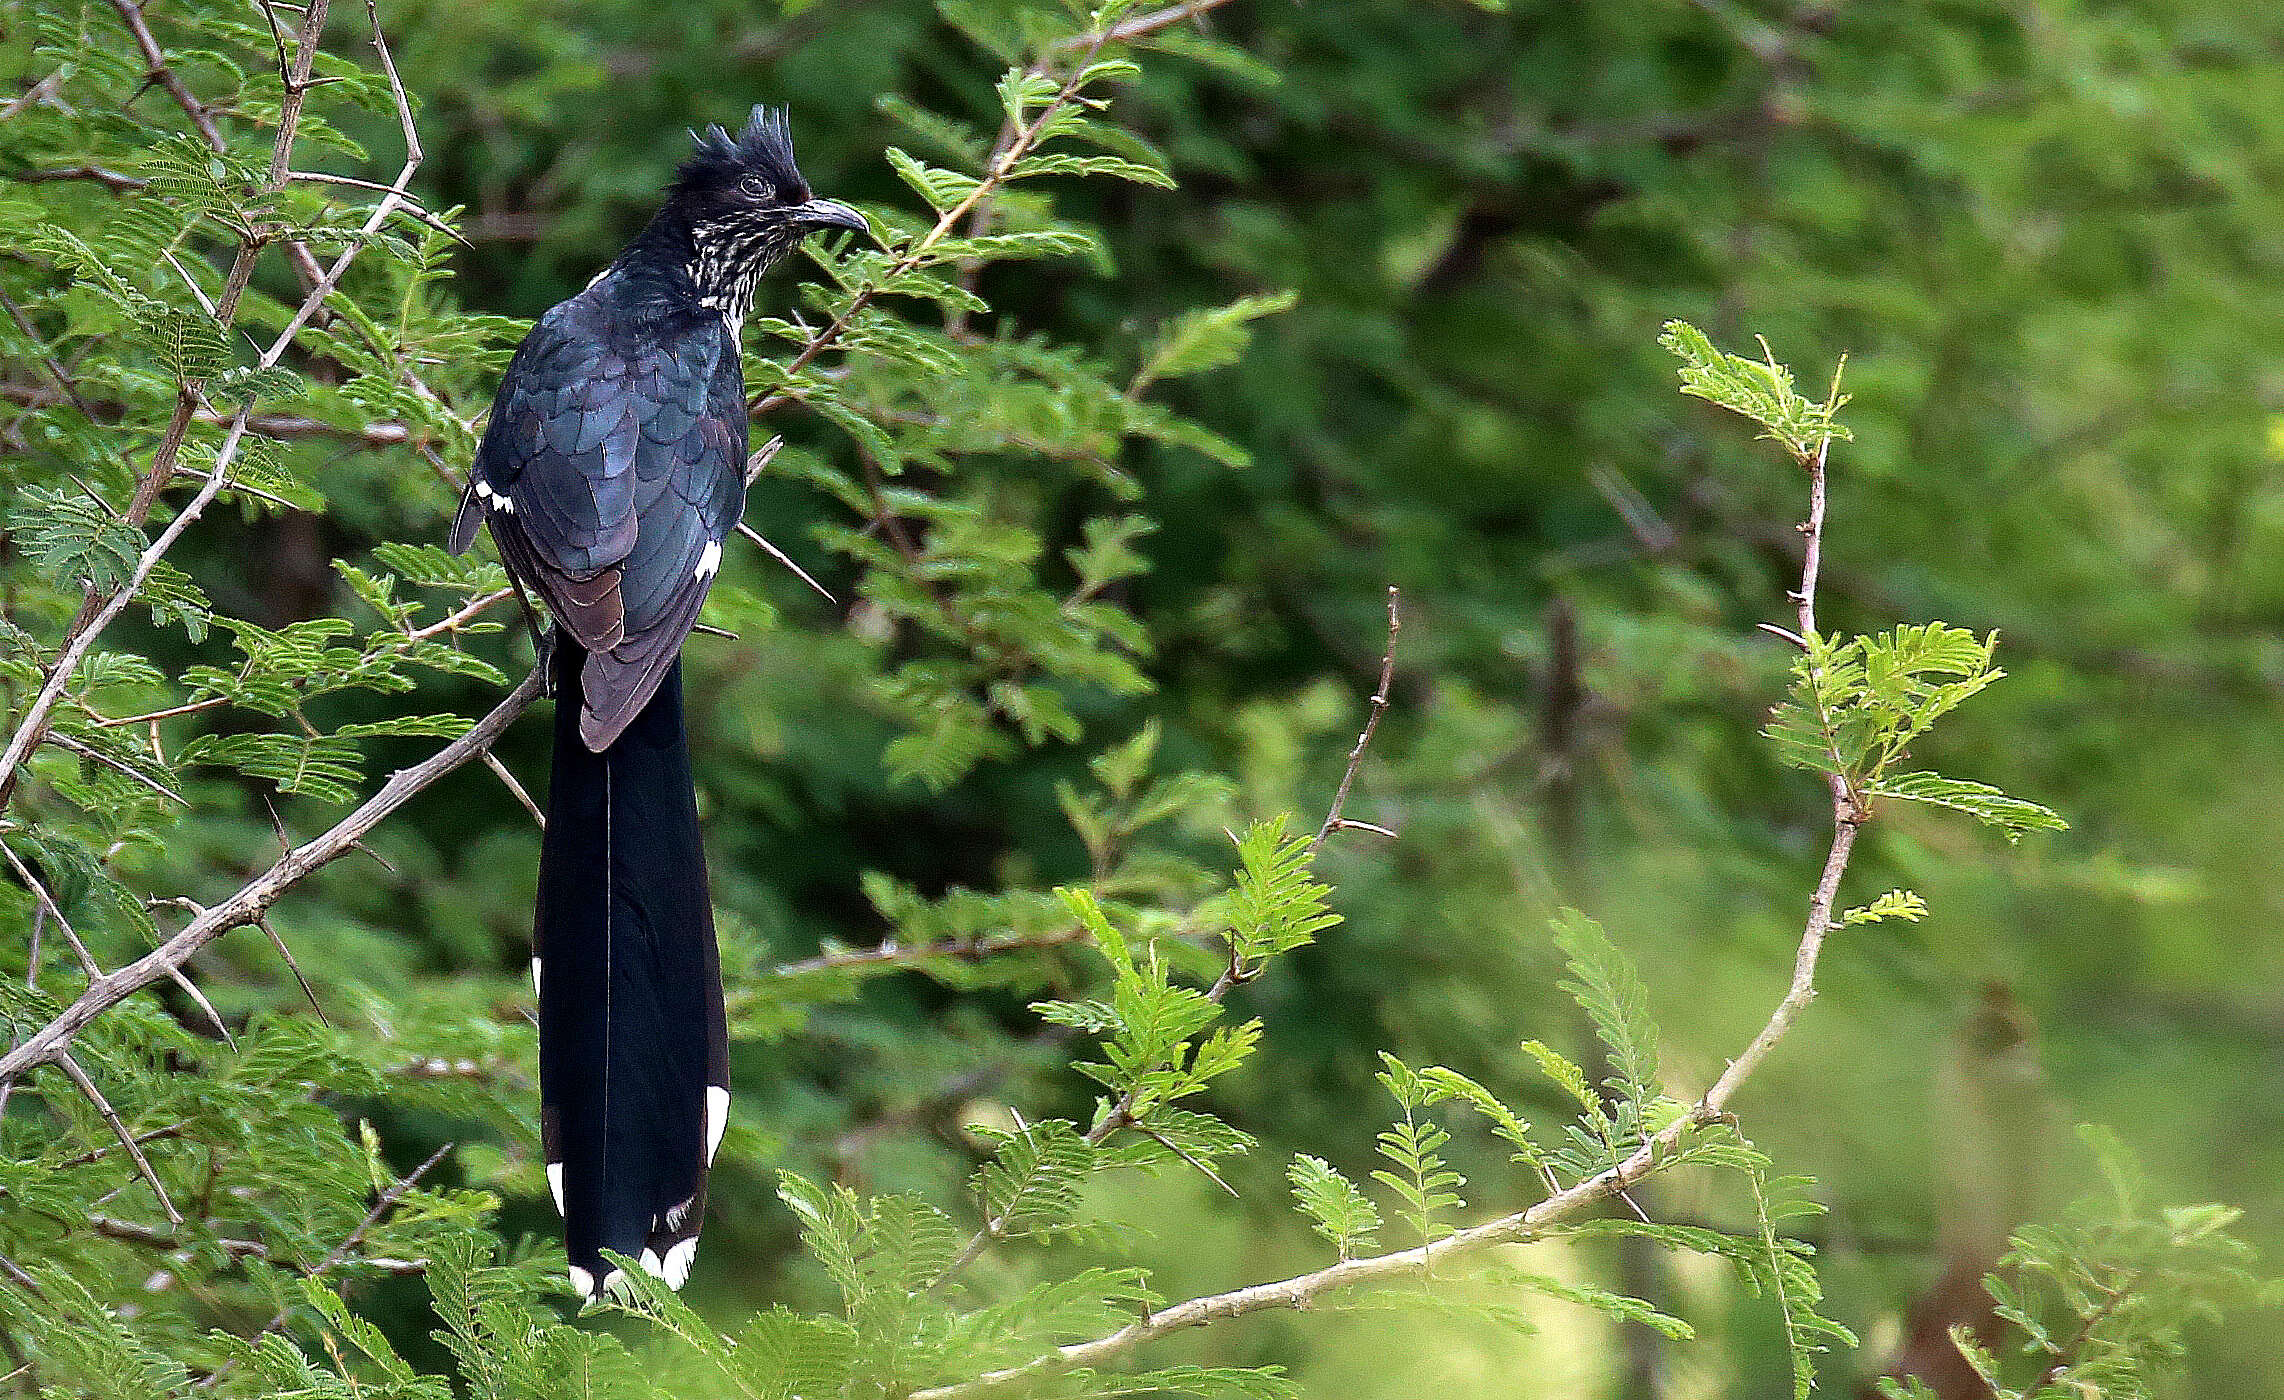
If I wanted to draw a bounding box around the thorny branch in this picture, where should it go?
[912,431,1864,1397]
[0,667,546,1088]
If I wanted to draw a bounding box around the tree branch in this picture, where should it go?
[0,667,545,1088]
[1310,585,1400,854]
[915,435,1860,1395]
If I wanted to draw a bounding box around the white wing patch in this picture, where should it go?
[706,1085,730,1165]
[530,957,541,997]
[695,540,723,580]
[547,1162,565,1216]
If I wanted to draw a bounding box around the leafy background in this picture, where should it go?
[5,0,2284,1394]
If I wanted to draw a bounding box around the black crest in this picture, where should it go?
[674,106,808,202]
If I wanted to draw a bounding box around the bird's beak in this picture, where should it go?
[794,199,868,236]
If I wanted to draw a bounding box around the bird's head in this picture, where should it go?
[666,107,866,313]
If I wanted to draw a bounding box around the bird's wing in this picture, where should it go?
[453,296,746,748]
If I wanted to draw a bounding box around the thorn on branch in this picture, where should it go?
[479,750,544,830]
[53,1052,181,1225]
[1138,1124,1239,1198]
[256,916,329,1026]
[736,522,837,603]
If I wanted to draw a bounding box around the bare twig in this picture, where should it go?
[109,0,226,150]
[286,170,460,241]
[90,697,229,730]
[744,434,785,486]
[735,523,836,603]
[88,1212,267,1261]
[480,750,544,829]
[254,916,329,1026]
[42,731,186,805]
[106,0,331,293]
[1,71,69,121]
[406,587,514,642]
[1310,586,1400,855]
[50,1122,186,1172]
[1,841,102,980]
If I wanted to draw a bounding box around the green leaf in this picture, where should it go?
[972,1117,1094,1238]
[1418,1065,1548,1171]
[1660,319,1849,462]
[138,559,212,642]
[1373,1055,1467,1245]
[1012,151,1177,188]
[1521,1039,1597,1116]
[1550,909,1661,1107]
[1840,889,1928,926]
[1476,1265,1695,1339]
[1221,814,1340,970]
[1288,1153,1381,1258]
[7,485,144,595]
[1868,772,2069,842]
[139,304,232,383]
[1133,291,1297,392]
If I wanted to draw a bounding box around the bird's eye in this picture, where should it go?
[739,174,773,199]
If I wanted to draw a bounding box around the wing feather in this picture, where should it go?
[453,287,745,747]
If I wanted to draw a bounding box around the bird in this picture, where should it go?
[447,107,864,1299]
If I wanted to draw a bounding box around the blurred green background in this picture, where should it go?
[74,0,2284,1392]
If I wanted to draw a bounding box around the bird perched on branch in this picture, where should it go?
[448,107,864,1299]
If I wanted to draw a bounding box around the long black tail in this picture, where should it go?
[536,642,727,1296]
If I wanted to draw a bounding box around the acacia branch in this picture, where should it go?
[917,438,1861,1396]
[1310,585,1400,855]
[746,0,1235,418]
[0,668,545,1088]
[106,0,331,294]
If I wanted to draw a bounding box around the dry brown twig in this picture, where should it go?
[910,429,1864,1398]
